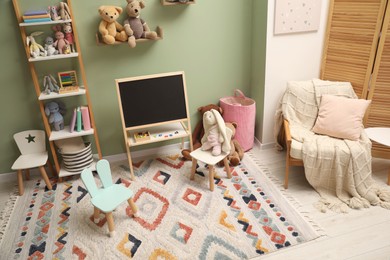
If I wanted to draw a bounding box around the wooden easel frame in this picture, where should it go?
[115,71,193,180]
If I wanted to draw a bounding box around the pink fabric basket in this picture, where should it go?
[220,89,256,151]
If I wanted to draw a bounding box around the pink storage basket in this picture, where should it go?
[220,89,256,151]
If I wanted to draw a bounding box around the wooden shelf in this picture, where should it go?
[127,121,190,147]
[19,19,72,27]
[161,0,195,5]
[96,26,163,46]
[49,126,94,141]
[39,87,86,100]
[28,52,78,62]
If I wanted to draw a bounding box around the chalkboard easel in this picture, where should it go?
[116,71,193,179]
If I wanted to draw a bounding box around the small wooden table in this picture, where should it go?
[365,127,390,185]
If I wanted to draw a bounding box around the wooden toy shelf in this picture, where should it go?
[12,0,102,180]
[96,26,163,46]
[161,0,195,5]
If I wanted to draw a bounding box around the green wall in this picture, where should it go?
[0,0,267,174]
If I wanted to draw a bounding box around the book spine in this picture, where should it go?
[81,106,91,131]
[23,18,52,23]
[22,14,50,20]
[24,10,48,16]
[69,108,77,133]
[76,107,82,132]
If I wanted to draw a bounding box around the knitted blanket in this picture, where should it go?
[275,79,390,213]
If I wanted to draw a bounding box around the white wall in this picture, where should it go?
[260,0,330,145]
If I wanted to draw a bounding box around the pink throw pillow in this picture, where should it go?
[312,95,371,140]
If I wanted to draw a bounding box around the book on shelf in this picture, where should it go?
[22,14,50,20]
[23,17,52,23]
[24,10,48,16]
[70,106,92,133]
[81,106,91,131]
[69,108,77,133]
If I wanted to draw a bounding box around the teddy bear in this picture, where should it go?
[181,104,223,160]
[98,6,128,45]
[45,101,66,131]
[217,122,244,167]
[123,0,158,48]
[201,109,232,156]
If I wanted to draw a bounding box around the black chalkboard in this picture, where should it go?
[117,72,188,128]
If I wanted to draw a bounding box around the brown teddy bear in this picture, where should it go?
[98,6,127,44]
[217,122,244,167]
[181,104,223,160]
[123,0,158,48]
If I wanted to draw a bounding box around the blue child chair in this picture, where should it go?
[81,159,138,237]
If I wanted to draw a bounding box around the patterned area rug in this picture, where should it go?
[0,154,321,259]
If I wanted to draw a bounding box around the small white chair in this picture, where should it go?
[190,148,232,191]
[11,130,53,195]
[81,159,138,237]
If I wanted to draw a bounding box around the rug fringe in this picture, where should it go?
[0,186,19,247]
[246,151,326,237]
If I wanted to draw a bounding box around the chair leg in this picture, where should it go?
[105,212,115,237]
[24,169,30,180]
[223,157,232,179]
[127,198,138,217]
[208,165,215,191]
[17,169,24,196]
[387,169,390,186]
[190,158,197,180]
[284,161,290,189]
[93,207,100,223]
[39,166,52,190]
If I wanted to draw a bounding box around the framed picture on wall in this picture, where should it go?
[274,0,322,35]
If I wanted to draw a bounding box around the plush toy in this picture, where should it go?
[43,74,60,94]
[63,23,75,52]
[26,32,47,58]
[45,101,66,131]
[52,25,69,54]
[181,104,223,160]
[58,2,71,20]
[48,5,60,21]
[217,122,244,167]
[123,0,158,48]
[44,36,58,56]
[98,6,128,45]
[201,109,232,156]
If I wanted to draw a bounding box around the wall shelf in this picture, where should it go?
[49,126,94,141]
[96,26,163,46]
[28,52,78,62]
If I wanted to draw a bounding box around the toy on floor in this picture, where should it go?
[217,122,244,167]
[201,109,232,156]
[45,101,66,131]
[63,23,75,52]
[182,104,223,160]
[123,0,158,48]
[44,36,58,56]
[26,32,47,58]
[52,25,69,54]
[43,74,60,94]
[98,5,128,44]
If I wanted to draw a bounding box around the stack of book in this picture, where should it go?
[23,10,51,23]
[69,106,91,133]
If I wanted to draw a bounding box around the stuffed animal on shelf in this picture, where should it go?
[52,25,69,54]
[44,36,58,56]
[45,101,66,131]
[48,5,60,21]
[181,104,223,160]
[26,32,47,58]
[123,0,158,48]
[63,23,75,52]
[58,2,71,20]
[217,122,244,167]
[43,74,60,94]
[98,6,128,45]
[201,109,232,156]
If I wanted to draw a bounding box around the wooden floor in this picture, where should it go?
[0,145,390,259]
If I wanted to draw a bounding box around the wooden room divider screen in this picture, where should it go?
[321,0,390,159]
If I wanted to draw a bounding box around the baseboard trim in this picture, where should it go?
[254,137,275,150]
